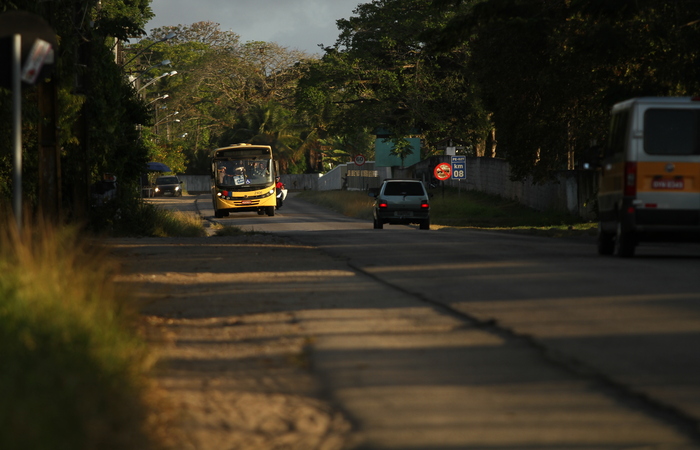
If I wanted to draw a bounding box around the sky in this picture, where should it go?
[145,0,364,55]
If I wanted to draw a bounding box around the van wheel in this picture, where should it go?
[597,224,615,255]
[614,222,636,257]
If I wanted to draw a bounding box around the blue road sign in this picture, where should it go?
[451,155,466,180]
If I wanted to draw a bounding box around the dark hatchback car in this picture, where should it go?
[153,176,183,197]
[369,179,431,230]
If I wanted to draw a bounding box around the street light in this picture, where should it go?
[123,32,176,67]
[147,94,169,106]
[137,70,177,93]
[154,111,179,127]
[130,59,171,84]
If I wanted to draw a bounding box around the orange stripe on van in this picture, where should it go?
[637,161,700,193]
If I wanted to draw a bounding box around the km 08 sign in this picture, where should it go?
[451,155,466,180]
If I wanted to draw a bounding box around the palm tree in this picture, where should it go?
[221,101,303,172]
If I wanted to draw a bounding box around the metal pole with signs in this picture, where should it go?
[11,34,21,230]
[451,155,466,196]
[0,11,57,231]
[354,154,365,189]
[433,162,451,198]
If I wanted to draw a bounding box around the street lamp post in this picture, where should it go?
[147,94,169,106]
[130,59,171,85]
[137,70,177,94]
[154,111,179,138]
[122,32,176,67]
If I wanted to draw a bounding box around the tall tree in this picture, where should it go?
[220,101,304,173]
[433,0,700,181]
[0,0,153,219]
[295,0,491,160]
[133,23,315,173]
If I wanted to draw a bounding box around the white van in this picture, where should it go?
[596,97,700,257]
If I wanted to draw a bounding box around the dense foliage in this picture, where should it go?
[129,22,320,174]
[295,0,492,162]
[0,0,153,223]
[295,0,700,182]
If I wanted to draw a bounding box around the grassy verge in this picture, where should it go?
[296,188,596,238]
[113,201,206,237]
[0,215,167,450]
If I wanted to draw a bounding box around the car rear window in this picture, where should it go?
[644,109,700,155]
[383,182,425,196]
[157,177,179,184]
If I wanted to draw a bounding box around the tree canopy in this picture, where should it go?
[131,22,316,173]
[294,0,700,181]
[295,0,491,160]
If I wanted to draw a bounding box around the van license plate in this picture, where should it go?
[652,178,684,190]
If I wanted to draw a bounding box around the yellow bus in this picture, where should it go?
[211,143,277,218]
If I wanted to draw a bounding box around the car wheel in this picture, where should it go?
[614,221,636,257]
[420,218,430,230]
[373,218,383,229]
[266,206,275,216]
[597,223,615,255]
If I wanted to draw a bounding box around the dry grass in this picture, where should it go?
[296,188,596,237]
[0,212,166,450]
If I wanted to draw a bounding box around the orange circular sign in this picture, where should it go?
[433,162,451,181]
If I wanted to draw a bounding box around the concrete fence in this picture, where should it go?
[178,175,211,194]
[401,156,598,220]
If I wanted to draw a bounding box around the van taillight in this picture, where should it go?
[624,162,637,196]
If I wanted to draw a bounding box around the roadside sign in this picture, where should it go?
[451,155,466,180]
[354,154,366,166]
[433,162,451,181]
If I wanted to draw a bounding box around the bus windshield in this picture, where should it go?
[215,158,273,187]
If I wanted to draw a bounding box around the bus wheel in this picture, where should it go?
[266,206,275,216]
[257,209,265,215]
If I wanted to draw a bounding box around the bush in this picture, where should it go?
[0,216,161,450]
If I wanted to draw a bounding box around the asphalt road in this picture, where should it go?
[151,193,700,449]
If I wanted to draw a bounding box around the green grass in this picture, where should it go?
[296,188,597,237]
[0,215,165,450]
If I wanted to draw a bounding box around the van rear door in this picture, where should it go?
[636,106,700,224]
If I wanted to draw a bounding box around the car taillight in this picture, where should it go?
[421,200,429,209]
[378,201,388,209]
[624,162,637,197]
